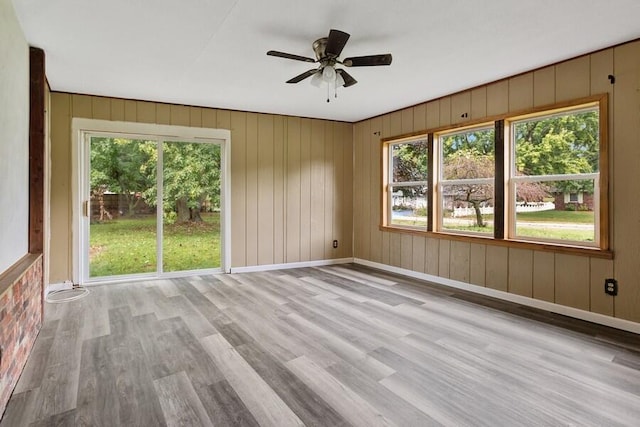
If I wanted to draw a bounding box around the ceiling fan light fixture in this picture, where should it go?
[310,72,323,87]
[335,71,345,87]
[322,65,336,82]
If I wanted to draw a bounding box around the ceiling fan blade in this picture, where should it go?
[336,69,357,87]
[343,54,392,67]
[286,68,320,84]
[325,29,350,57]
[267,50,316,63]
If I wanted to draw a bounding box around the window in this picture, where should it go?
[385,138,429,229]
[381,95,608,254]
[437,125,495,235]
[509,105,600,246]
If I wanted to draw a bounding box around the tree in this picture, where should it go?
[90,138,156,217]
[144,142,221,223]
[90,138,221,223]
[514,110,599,194]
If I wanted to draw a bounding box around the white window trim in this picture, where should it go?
[71,118,232,284]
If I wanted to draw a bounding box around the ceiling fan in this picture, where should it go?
[267,29,392,101]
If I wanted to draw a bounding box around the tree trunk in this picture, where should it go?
[176,197,191,223]
[472,202,484,227]
[190,207,203,222]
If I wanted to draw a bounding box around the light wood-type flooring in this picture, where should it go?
[3,264,640,426]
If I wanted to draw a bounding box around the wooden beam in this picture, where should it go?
[29,47,45,254]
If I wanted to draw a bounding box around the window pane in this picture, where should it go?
[514,180,595,243]
[390,185,428,228]
[513,109,599,176]
[391,139,428,182]
[441,127,495,180]
[441,183,494,234]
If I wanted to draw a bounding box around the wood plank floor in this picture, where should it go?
[3,264,640,426]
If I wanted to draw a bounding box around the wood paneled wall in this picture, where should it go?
[354,41,640,323]
[48,94,353,282]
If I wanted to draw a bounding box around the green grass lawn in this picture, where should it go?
[392,209,594,242]
[89,213,220,277]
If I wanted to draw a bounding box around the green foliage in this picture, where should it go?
[90,137,221,223]
[514,109,599,193]
[90,138,157,215]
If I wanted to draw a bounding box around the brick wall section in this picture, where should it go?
[0,256,42,416]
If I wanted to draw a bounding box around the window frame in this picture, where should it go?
[382,136,430,231]
[506,101,604,248]
[435,123,496,237]
[380,94,610,258]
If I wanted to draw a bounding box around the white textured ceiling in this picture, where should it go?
[11,0,640,122]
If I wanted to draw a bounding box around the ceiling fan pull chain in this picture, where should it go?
[327,83,330,103]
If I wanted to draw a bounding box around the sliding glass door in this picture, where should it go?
[85,134,222,281]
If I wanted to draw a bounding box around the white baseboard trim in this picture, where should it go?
[230,258,354,274]
[354,258,640,335]
[45,281,74,295]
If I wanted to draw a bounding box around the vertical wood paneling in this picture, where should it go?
[111,98,124,121]
[389,111,402,136]
[555,254,590,310]
[170,105,189,126]
[310,120,325,260]
[230,111,247,267]
[286,117,301,263]
[245,113,259,266]
[273,116,285,264]
[413,104,426,131]
[590,258,614,316]
[470,87,487,120]
[532,251,554,302]
[49,93,72,282]
[341,122,353,258]
[91,97,110,120]
[72,94,92,118]
[508,248,533,297]
[412,236,426,273]
[136,101,156,123]
[353,121,371,259]
[612,41,640,322]
[449,241,470,283]
[400,235,413,270]
[590,49,614,96]
[124,100,136,121]
[156,104,170,125]
[451,91,471,124]
[334,122,347,259]
[299,119,312,262]
[323,122,334,259]
[369,117,383,263]
[469,243,486,286]
[426,100,440,129]
[425,238,439,275]
[555,56,591,102]
[189,107,202,127]
[508,73,534,112]
[401,108,413,134]
[439,97,451,127]
[390,233,402,267]
[257,114,274,265]
[362,121,373,260]
[533,67,555,107]
[201,109,217,128]
[485,246,508,291]
[486,81,508,116]
[438,239,450,278]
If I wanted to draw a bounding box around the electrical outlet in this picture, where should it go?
[332,240,338,249]
[604,278,618,296]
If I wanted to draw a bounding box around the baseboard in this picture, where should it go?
[44,280,74,295]
[230,258,354,274]
[353,258,640,335]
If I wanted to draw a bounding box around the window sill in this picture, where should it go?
[379,225,613,259]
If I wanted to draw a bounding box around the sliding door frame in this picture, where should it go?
[71,118,231,284]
